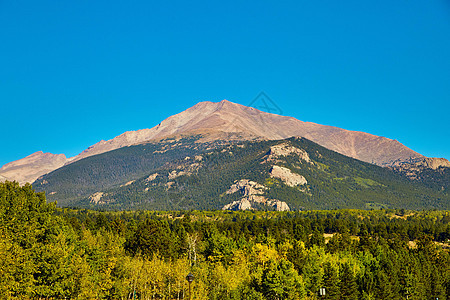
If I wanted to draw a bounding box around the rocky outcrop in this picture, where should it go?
[391,157,450,180]
[146,173,159,182]
[409,158,450,170]
[270,200,290,211]
[120,180,135,187]
[168,170,187,180]
[0,151,67,185]
[265,142,311,163]
[222,179,290,211]
[222,195,290,211]
[270,165,307,187]
[223,198,253,211]
[89,192,106,204]
[167,158,202,180]
[226,179,267,196]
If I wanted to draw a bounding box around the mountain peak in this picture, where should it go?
[0,151,67,185]
[69,99,423,167]
[1,100,429,184]
[190,99,243,112]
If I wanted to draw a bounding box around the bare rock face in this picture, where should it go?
[222,198,253,211]
[412,158,450,169]
[222,179,290,211]
[222,195,290,211]
[266,142,311,163]
[168,170,186,180]
[270,165,307,187]
[0,151,67,185]
[89,192,106,204]
[226,179,267,196]
[268,200,290,211]
[120,180,135,187]
[146,173,159,182]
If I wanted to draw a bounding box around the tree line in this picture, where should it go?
[1,181,449,299]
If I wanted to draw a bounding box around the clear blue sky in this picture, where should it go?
[1,0,449,167]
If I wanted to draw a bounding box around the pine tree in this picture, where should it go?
[259,259,303,300]
[375,270,394,299]
[322,262,340,300]
[339,262,358,300]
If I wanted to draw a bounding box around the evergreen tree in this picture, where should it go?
[307,230,325,248]
[322,262,340,300]
[339,262,358,300]
[259,259,303,300]
[374,270,394,299]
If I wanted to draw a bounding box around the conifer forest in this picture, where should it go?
[1,181,449,299]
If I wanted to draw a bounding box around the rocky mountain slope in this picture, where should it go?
[70,100,425,166]
[2,99,445,184]
[392,157,450,175]
[34,137,450,211]
[33,137,226,206]
[390,157,450,191]
[0,152,67,185]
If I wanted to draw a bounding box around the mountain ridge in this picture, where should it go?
[1,99,445,184]
[67,100,427,165]
[34,137,449,210]
[0,151,67,185]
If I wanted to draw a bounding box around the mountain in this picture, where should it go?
[34,137,450,210]
[0,152,67,185]
[71,100,425,166]
[34,137,224,206]
[0,100,443,184]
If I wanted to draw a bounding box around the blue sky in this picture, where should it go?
[1,0,449,167]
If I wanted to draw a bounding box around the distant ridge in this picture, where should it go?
[1,99,441,184]
[0,151,67,185]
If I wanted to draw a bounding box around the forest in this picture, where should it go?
[34,137,450,211]
[1,181,449,299]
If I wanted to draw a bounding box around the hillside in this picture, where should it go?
[33,136,226,206]
[391,158,450,191]
[0,151,67,185]
[34,137,450,211]
[2,100,432,184]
